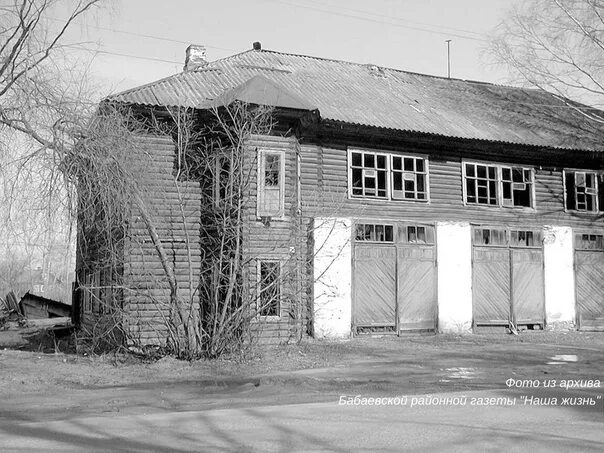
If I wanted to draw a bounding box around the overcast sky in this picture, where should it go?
[57,0,520,99]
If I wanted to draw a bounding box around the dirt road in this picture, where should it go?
[0,332,602,451]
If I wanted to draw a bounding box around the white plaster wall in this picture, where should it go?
[436,222,473,333]
[543,226,575,324]
[313,217,352,339]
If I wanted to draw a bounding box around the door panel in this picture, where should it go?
[398,246,437,330]
[353,245,396,326]
[473,247,510,324]
[511,249,545,324]
[576,250,604,329]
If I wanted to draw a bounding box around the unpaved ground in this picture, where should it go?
[0,331,602,451]
[1,331,602,396]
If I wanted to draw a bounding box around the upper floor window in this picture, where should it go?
[391,156,428,201]
[464,162,534,208]
[350,150,388,198]
[349,148,428,201]
[257,149,285,217]
[564,170,602,213]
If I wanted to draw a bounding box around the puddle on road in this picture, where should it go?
[547,354,578,365]
[439,367,477,382]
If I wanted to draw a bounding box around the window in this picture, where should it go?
[406,225,434,244]
[257,150,285,217]
[355,223,394,242]
[473,228,508,246]
[258,261,280,317]
[564,170,603,213]
[510,230,542,247]
[575,233,604,250]
[349,149,429,201]
[501,167,533,207]
[350,150,388,198]
[391,156,427,200]
[464,162,533,208]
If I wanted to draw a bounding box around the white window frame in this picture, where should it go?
[347,148,429,202]
[563,169,601,213]
[462,161,535,209]
[256,260,282,319]
[257,149,285,218]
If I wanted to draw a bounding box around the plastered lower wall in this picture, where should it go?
[436,222,473,333]
[313,217,352,338]
[543,226,575,324]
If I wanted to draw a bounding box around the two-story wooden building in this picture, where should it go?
[82,44,604,345]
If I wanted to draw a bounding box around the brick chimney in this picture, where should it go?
[184,45,207,72]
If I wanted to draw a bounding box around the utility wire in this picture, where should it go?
[266,0,486,42]
[294,0,484,37]
[63,43,183,65]
[45,16,239,52]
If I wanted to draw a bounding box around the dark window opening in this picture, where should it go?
[259,261,280,317]
[265,154,280,186]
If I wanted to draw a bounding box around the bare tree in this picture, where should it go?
[0,1,104,300]
[490,0,604,122]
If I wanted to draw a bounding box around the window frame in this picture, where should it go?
[257,260,282,319]
[563,169,602,213]
[462,161,535,209]
[354,223,395,243]
[257,149,286,218]
[347,147,430,202]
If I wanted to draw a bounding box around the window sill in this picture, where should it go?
[348,195,430,204]
[464,202,536,212]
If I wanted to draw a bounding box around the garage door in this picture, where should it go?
[397,225,437,331]
[472,227,545,328]
[352,222,437,333]
[575,233,604,330]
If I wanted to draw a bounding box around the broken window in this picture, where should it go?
[565,170,601,212]
[501,167,533,207]
[349,149,428,201]
[257,150,284,217]
[355,223,394,242]
[258,261,280,317]
[350,150,388,198]
[465,163,498,205]
[391,156,428,201]
[465,162,534,207]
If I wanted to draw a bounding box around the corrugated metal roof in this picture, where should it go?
[108,49,604,151]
